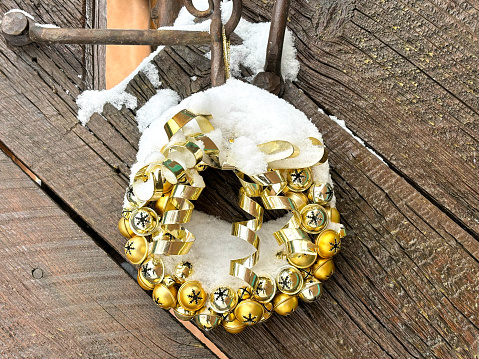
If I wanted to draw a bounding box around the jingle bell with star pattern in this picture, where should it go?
[234,299,264,326]
[286,168,313,192]
[124,236,149,265]
[152,283,178,309]
[300,204,328,234]
[298,277,323,302]
[178,281,206,311]
[315,229,341,258]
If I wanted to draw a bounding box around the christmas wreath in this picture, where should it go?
[118,79,345,333]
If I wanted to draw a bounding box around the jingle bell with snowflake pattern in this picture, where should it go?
[140,256,165,285]
[234,299,264,326]
[276,265,304,295]
[152,283,178,309]
[124,236,149,265]
[300,204,328,234]
[178,281,206,311]
[129,207,159,236]
[286,168,313,192]
[308,182,333,206]
[315,229,341,258]
[210,286,238,313]
[118,217,135,238]
[253,275,277,303]
[298,277,323,302]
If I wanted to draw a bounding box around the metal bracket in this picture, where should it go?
[1,0,290,91]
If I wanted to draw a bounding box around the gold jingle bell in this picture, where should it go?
[260,302,274,322]
[273,293,298,316]
[140,256,165,285]
[173,304,196,321]
[210,286,238,313]
[118,217,135,238]
[129,207,159,236]
[284,191,309,211]
[234,299,264,326]
[253,276,277,303]
[162,275,178,288]
[308,182,333,206]
[175,261,193,283]
[154,194,176,215]
[124,236,149,265]
[152,283,178,309]
[137,267,154,290]
[324,206,340,223]
[300,204,328,234]
[287,251,318,269]
[194,307,221,331]
[312,257,335,281]
[237,286,253,301]
[125,185,147,207]
[178,281,206,311]
[286,168,313,192]
[222,318,246,334]
[315,229,341,258]
[298,277,323,302]
[276,265,304,295]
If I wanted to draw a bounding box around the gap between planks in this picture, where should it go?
[0,140,229,359]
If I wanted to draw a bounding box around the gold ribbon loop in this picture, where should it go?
[161,197,195,225]
[164,109,215,139]
[151,224,195,255]
[257,140,297,163]
[161,159,186,184]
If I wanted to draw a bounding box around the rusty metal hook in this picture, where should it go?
[183,0,214,18]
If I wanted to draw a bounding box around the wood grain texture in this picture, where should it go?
[0,151,214,358]
[242,0,479,236]
[1,0,479,358]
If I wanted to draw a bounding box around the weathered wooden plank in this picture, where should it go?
[241,0,479,236]
[0,150,215,358]
[201,83,479,359]
[1,0,479,358]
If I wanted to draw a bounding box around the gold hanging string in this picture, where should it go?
[222,26,231,80]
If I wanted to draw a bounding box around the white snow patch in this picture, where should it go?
[135,89,180,133]
[5,9,35,20]
[328,113,386,164]
[131,79,325,178]
[36,23,60,28]
[77,46,164,124]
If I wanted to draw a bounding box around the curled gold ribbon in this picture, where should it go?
[229,187,263,288]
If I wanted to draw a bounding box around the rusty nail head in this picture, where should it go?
[1,12,29,36]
